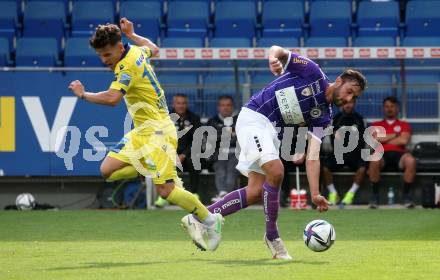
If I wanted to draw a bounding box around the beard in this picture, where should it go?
[333,87,345,106]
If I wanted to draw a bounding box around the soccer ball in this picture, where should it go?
[15,193,36,211]
[303,219,336,252]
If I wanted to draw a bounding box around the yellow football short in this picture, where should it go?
[108,126,182,187]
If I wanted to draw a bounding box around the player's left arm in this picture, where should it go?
[305,133,330,212]
[268,45,290,76]
[386,131,411,146]
[68,80,123,107]
[120,17,159,58]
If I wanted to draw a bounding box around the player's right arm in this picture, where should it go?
[120,17,159,58]
[68,80,123,107]
[305,134,330,212]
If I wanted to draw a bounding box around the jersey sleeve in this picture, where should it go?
[110,68,133,94]
[308,117,332,143]
[140,46,153,59]
[284,51,321,77]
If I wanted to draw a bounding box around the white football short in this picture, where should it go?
[235,107,281,177]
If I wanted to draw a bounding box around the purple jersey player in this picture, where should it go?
[183,46,366,259]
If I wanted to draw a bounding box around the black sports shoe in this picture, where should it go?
[403,196,415,209]
[369,195,379,209]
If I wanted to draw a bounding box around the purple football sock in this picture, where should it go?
[263,182,280,241]
[207,187,247,216]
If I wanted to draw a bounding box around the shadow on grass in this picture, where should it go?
[48,258,328,271]
[188,258,329,267]
[48,261,167,271]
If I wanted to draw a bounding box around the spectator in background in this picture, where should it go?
[369,96,416,209]
[322,99,367,207]
[155,94,201,207]
[207,95,239,202]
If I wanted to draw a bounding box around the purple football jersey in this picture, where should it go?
[246,52,332,139]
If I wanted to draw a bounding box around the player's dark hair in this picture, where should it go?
[89,24,121,49]
[174,93,188,99]
[218,95,234,105]
[340,69,367,92]
[383,96,399,105]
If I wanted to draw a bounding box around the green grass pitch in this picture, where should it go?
[1,209,439,280]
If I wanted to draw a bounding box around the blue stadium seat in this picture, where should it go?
[353,36,396,47]
[209,38,252,67]
[215,1,256,39]
[405,73,440,132]
[203,73,245,117]
[257,37,300,47]
[402,36,440,46]
[263,0,303,2]
[401,37,440,67]
[23,1,66,43]
[255,37,300,67]
[305,37,347,47]
[250,72,276,92]
[210,37,252,47]
[357,1,399,37]
[309,1,351,37]
[64,38,103,67]
[356,74,395,118]
[16,38,59,66]
[27,0,67,2]
[261,1,303,38]
[120,1,161,41]
[352,36,397,68]
[406,1,440,36]
[161,37,204,47]
[305,37,348,68]
[159,73,200,112]
[167,1,209,39]
[0,1,18,42]
[0,38,11,66]
[405,74,439,118]
[71,1,114,37]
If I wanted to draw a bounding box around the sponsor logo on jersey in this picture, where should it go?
[293,57,308,65]
[301,87,313,97]
[119,73,132,86]
[275,86,305,125]
[310,107,322,118]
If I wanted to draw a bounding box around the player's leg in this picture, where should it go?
[147,131,223,251]
[341,156,366,206]
[322,154,338,205]
[101,161,137,182]
[261,159,291,260]
[399,152,417,208]
[207,171,264,216]
[212,160,228,202]
[102,133,139,182]
[368,154,385,208]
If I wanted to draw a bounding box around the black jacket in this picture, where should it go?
[331,111,366,153]
[172,110,201,159]
[206,114,238,160]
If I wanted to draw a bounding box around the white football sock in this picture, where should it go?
[327,183,337,193]
[202,213,216,227]
[349,183,360,193]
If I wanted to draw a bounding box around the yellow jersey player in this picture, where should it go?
[68,18,223,251]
